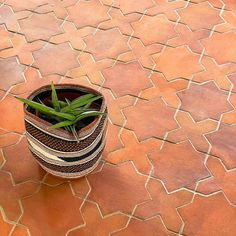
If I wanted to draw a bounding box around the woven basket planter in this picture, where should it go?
[23,84,107,179]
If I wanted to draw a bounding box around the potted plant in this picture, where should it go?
[16,82,107,178]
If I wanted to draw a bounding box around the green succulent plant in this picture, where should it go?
[16,82,105,141]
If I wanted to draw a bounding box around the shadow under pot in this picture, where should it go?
[23,84,108,179]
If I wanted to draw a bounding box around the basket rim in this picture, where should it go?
[24,83,106,141]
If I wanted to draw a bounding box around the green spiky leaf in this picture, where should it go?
[51,82,60,112]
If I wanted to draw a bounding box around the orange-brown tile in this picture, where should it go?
[202,32,236,64]
[178,2,223,30]
[33,42,79,76]
[132,15,176,45]
[206,124,236,169]
[0,34,45,65]
[154,46,203,81]
[179,193,236,236]
[20,183,83,236]
[0,131,21,149]
[19,13,63,42]
[0,171,38,221]
[50,21,95,50]
[168,24,210,54]
[67,52,114,86]
[147,0,187,21]
[124,97,177,141]
[100,88,136,126]
[167,110,218,152]
[84,28,130,60]
[135,179,192,232]
[99,8,141,35]
[106,129,162,175]
[67,0,110,28]
[102,61,151,97]
[68,201,128,236]
[214,10,236,33]
[5,0,48,11]
[111,0,155,14]
[0,211,14,236]
[10,67,61,96]
[114,217,175,236]
[150,141,209,191]
[197,156,236,204]
[11,226,29,236]
[3,137,45,183]
[118,38,163,69]
[87,162,150,215]
[0,25,12,50]
[35,0,77,20]
[0,95,25,133]
[0,57,25,91]
[0,5,30,32]
[70,177,90,198]
[193,56,236,90]
[178,82,233,121]
[140,73,188,108]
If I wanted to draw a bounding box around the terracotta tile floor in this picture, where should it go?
[0,0,236,235]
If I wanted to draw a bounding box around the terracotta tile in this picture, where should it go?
[84,28,130,60]
[10,67,61,96]
[33,42,79,76]
[50,21,95,50]
[3,137,46,183]
[43,173,66,187]
[150,141,209,191]
[0,171,38,221]
[102,61,151,97]
[5,0,48,11]
[102,121,123,156]
[229,74,236,93]
[190,0,223,9]
[193,56,236,91]
[178,82,233,121]
[168,24,210,54]
[197,156,236,204]
[222,111,236,125]
[0,132,21,148]
[19,13,63,42]
[140,73,188,108]
[0,25,12,50]
[100,88,136,126]
[179,193,236,236]
[0,34,45,65]
[124,97,177,141]
[206,124,236,169]
[114,217,175,236]
[0,95,25,133]
[0,5,30,32]
[87,162,150,215]
[0,151,4,167]
[20,183,84,236]
[67,53,113,86]
[132,15,176,45]
[135,179,192,232]
[99,8,141,35]
[118,38,163,69]
[167,111,217,152]
[11,226,29,236]
[67,0,110,28]
[106,129,162,175]
[178,2,223,30]
[110,0,155,14]
[223,0,236,11]
[35,0,77,20]
[154,46,203,81]
[70,177,90,199]
[147,0,187,21]
[68,201,128,236]
[202,32,236,64]
[0,211,14,236]
[0,57,25,91]
[214,10,236,33]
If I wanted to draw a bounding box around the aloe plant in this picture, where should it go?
[16,82,105,141]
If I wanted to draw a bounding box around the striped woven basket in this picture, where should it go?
[24,84,107,179]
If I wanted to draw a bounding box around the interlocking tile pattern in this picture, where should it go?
[0,0,236,235]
